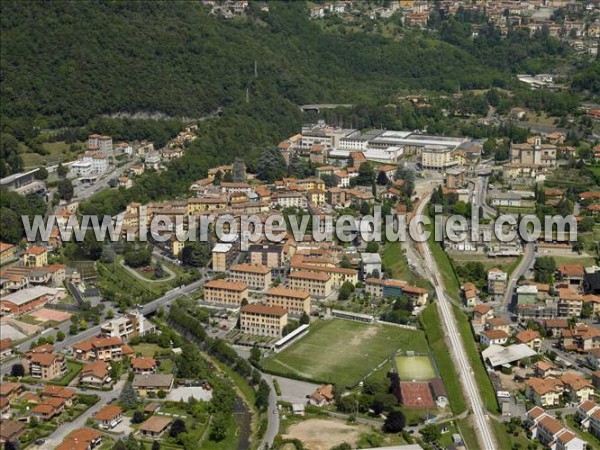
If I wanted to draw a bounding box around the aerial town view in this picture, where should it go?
[1,1,600,449]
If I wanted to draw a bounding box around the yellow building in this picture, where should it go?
[525,378,563,407]
[186,196,228,214]
[229,264,272,290]
[287,270,332,298]
[290,262,358,289]
[204,279,249,305]
[170,238,184,258]
[0,242,17,265]
[23,246,48,267]
[307,189,326,206]
[240,304,288,337]
[265,287,310,316]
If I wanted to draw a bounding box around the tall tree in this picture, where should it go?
[256,147,286,183]
[57,178,74,202]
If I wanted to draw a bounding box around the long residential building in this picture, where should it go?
[204,279,249,305]
[290,261,358,288]
[229,264,272,290]
[72,336,127,362]
[287,270,333,298]
[265,286,311,316]
[100,312,155,341]
[365,278,428,306]
[240,304,288,337]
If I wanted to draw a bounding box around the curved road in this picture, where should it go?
[412,194,497,450]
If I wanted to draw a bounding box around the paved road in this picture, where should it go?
[0,276,208,377]
[260,373,281,450]
[502,242,535,312]
[412,193,497,450]
[37,378,126,449]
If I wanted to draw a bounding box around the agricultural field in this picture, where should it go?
[261,318,428,387]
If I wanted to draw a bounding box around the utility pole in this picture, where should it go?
[254,60,258,78]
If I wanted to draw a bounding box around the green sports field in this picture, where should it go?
[261,318,429,387]
[395,355,436,381]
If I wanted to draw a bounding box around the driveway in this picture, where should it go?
[39,378,126,448]
[274,376,320,404]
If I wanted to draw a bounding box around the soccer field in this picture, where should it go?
[395,355,436,381]
[261,319,429,387]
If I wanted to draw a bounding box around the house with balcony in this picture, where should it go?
[525,378,564,407]
[516,329,543,352]
[93,405,123,430]
[72,336,125,362]
[79,360,112,388]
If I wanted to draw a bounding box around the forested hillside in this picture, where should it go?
[0,0,589,229]
[1,2,505,133]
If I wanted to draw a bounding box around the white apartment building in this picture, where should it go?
[88,134,113,158]
[271,192,307,209]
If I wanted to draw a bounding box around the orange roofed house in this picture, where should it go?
[308,384,334,407]
[138,415,172,439]
[72,336,126,362]
[79,360,111,388]
[93,405,123,429]
[56,428,102,450]
[131,356,157,374]
[21,345,66,381]
[23,246,48,267]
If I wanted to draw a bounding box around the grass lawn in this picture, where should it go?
[394,355,435,381]
[131,343,162,357]
[261,318,429,387]
[490,419,531,450]
[420,305,466,414]
[381,241,430,289]
[428,239,461,302]
[566,414,600,448]
[48,360,84,386]
[551,255,597,267]
[452,305,498,413]
[456,418,480,450]
[158,358,174,374]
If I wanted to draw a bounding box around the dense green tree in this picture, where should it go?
[119,382,138,409]
[256,147,286,183]
[34,166,48,180]
[180,241,211,267]
[123,246,152,268]
[169,419,187,438]
[338,281,355,301]
[534,256,556,284]
[57,178,74,202]
[383,410,406,433]
[255,379,270,411]
[354,162,375,186]
[10,363,24,377]
[57,163,69,178]
[420,424,442,442]
[131,411,145,424]
[394,166,415,197]
[209,412,228,442]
